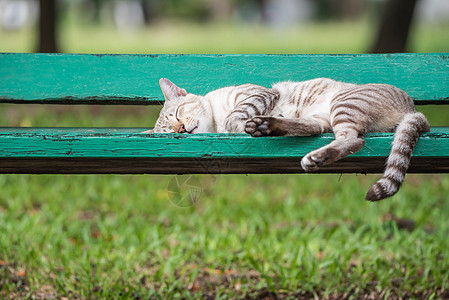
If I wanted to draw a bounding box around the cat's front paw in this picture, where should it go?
[245,117,272,137]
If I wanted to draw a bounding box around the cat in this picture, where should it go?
[151,78,430,201]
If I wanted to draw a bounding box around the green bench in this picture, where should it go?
[0,53,448,174]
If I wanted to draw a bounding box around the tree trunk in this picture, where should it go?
[38,0,59,53]
[371,0,418,53]
[255,0,269,23]
[91,0,102,23]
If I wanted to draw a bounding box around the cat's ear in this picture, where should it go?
[159,78,188,101]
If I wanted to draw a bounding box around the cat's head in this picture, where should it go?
[152,78,211,134]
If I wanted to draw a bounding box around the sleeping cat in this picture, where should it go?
[151,78,430,201]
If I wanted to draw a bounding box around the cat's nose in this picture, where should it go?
[177,124,186,133]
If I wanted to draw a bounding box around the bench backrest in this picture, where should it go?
[1,53,448,105]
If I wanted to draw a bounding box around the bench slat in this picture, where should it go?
[0,127,447,174]
[1,53,448,105]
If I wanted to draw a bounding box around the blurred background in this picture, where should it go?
[1,0,448,54]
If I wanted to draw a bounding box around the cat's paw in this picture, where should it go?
[301,148,339,172]
[301,153,322,172]
[245,117,272,137]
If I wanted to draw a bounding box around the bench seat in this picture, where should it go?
[0,127,447,174]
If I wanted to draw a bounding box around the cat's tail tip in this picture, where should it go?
[365,178,399,201]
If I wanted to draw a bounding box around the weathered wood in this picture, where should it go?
[1,53,448,105]
[0,127,447,174]
[0,157,448,174]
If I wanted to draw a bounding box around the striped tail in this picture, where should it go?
[365,112,430,201]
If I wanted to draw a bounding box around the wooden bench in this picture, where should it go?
[0,53,448,174]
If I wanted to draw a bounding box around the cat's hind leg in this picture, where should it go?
[245,115,331,137]
[301,97,373,171]
[301,126,365,172]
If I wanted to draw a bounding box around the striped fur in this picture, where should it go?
[152,78,278,134]
[365,112,429,201]
[153,78,429,201]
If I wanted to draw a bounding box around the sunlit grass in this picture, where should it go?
[1,172,449,298]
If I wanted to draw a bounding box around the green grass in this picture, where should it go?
[1,172,449,299]
[1,20,449,299]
